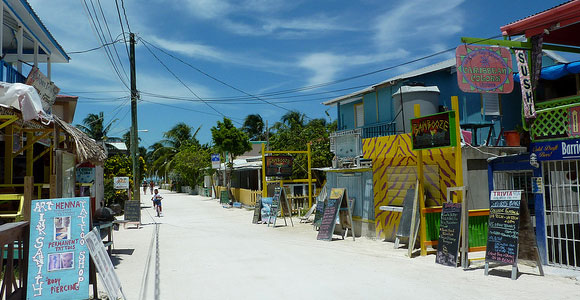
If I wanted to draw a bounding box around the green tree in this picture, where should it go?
[103,154,132,207]
[242,114,265,141]
[211,117,251,199]
[76,112,115,142]
[172,144,211,189]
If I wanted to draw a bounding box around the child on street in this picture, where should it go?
[151,189,163,217]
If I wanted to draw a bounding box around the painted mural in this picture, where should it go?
[362,134,457,241]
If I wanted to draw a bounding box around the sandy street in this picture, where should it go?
[100,190,580,300]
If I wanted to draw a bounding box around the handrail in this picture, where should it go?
[0,221,29,299]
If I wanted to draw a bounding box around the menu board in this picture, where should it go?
[27,197,90,299]
[124,200,141,222]
[485,191,521,266]
[317,189,344,241]
[313,200,325,228]
[436,202,462,267]
[252,198,262,224]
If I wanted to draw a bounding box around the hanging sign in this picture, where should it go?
[211,154,220,169]
[26,66,60,114]
[531,140,580,161]
[456,45,513,94]
[569,106,580,137]
[411,111,457,150]
[27,197,90,299]
[113,177,129,189]
[515,50,536,119]
[265,155,293,177]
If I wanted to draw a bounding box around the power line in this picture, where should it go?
[95,0,129,83]
[139,37,237,123]
[140,99,243,120]
[114,0,130,58]
[67,38,124,54]
[139,37,294,114]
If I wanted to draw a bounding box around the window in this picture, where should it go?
[355,103,364,128]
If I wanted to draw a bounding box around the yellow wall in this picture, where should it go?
[216,186,260,206]
[363,134,457,241]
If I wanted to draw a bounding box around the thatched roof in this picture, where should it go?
[53,115,107,163]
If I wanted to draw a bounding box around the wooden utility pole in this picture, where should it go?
[130,33,140,201]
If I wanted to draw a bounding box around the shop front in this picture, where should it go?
[532,140,580,269]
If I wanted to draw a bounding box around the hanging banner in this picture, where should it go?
[265,155,293,177]
[27,197,90,299]
[411,111,457,150]
[455,45,513,94]
[515,50,537,119]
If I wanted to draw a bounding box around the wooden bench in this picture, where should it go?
[0,194,25,222]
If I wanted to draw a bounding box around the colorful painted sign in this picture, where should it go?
[532,140,580,161]
[569,106,580,137]
[411,111,457,150]
[515,50,536,119]
[456,45,513,94]
[113,177,129,189]
[27,197,90,299]
[265,155,293,177]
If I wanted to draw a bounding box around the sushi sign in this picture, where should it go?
[456,45,513,94]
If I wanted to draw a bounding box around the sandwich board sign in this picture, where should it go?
[316,188,354,241]
[27,197,90,299]
[84,228,126,299]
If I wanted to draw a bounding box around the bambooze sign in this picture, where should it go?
[27,197,90,299]
[532,140,580,161]
[456,45,513,94]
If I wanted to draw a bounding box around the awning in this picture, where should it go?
[514,60,580,82]
[501,1,580,47]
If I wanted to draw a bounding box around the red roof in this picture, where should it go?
[501,0,580,47]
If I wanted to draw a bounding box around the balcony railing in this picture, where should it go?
[531,94,580,141]
[0,60,26,83]
[362,121,397,139]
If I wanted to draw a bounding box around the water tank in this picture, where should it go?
[392,86,440,133]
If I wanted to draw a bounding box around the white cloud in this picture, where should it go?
[298,49,409,86]
[373,0,464,50]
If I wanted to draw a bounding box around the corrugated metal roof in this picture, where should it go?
[502,1,574,28]
[322,58,455,106]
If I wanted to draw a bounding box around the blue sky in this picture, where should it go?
[27,0,567,147]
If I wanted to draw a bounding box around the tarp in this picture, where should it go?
[0,82,51,123]
[514,61,580,82]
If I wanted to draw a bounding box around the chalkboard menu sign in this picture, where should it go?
[313,199,325,227]
[252,198,262,224]
[317,188,344,241]
[436,202,462,267]
[410,111,457,150]
[220,190,230,204]
[485,191,521,266]
[125,200,141,222]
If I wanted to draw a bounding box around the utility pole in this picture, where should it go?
[130,33,140,201]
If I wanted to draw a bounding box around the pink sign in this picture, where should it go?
[456,45,513,94]
[569,106,580,137]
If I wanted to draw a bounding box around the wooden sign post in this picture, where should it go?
[395,183,420,253]
[484,190,543,280]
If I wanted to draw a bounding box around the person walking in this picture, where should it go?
[149,180,155,194]
[142,181,148,195]
[151,188,163,217]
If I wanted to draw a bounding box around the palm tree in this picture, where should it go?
[76,112,115,142]
[242,114,264,141]
[281,110,305,130]
[148,123,202,181]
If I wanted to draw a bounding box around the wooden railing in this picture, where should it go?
[0,221,29,299]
